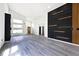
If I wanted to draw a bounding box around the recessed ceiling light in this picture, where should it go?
[47,6,51,9]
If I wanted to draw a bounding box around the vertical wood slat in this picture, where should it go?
[78,4,79,28]
[77,4,79,44]
[72,4,79,44]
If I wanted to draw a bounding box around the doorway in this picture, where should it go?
[5,13,11,41]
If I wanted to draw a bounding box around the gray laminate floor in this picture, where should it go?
[0,35,79,56]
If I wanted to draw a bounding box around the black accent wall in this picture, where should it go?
[48,3,72,42]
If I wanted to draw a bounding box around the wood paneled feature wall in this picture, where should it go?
[48,3,79,44]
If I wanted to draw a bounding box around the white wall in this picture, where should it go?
[0,3,5,48]
[31,15,47,37]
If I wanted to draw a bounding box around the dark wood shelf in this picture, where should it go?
[48,25,57,27]
[57,16,72,20]
[54,30,65,33]
[56,36,69,39]
[52,10,63,15]
[58,26,72,29]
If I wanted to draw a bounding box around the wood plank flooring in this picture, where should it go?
[0,35,79,56]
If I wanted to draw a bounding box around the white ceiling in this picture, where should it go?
[9,3,65,17]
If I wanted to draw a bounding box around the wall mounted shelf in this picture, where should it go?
[48,3,72,43]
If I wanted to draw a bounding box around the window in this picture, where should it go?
[12,19,24,34]
[13,24,23,28]
[13,19,23,24]
[13,30,23,33]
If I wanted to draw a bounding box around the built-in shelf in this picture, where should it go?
[52,10,63,15]
[56,36,69,39]
[48,25,57,27]
[58,26,72,29]
[57,16,72,20]
[54,30,65,33]
[48,4,72,42]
